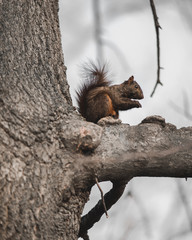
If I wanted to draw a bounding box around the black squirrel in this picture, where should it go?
[76,63,144,123]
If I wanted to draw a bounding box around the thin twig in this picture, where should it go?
[149,0,163,97]
[78,180,129,238]
[95,177,109,218]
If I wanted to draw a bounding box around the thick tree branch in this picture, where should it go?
[74,117,192,187]
[71,116,192,239]
[97,143,192,181]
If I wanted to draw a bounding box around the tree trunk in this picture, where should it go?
[0,1,85,239]
[1,1,192,240]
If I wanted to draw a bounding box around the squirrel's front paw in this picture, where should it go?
[134,101,142,108]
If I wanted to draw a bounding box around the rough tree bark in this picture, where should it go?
[0,1,192,240]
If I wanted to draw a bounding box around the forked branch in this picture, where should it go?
[149,0,163,97]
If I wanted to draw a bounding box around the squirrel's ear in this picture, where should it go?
[128,76,134,84]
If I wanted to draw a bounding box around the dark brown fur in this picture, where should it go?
[76,63,144,123]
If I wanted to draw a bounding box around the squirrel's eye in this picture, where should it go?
[135,85,138,89]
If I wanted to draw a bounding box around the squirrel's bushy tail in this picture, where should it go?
[76,62,111,119]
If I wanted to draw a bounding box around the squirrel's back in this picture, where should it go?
[76,63,111,120]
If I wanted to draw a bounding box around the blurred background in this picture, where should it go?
[59,0,192,239]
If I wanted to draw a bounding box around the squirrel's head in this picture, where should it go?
[122,76,144,99]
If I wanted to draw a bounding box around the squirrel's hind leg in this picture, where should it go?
[86,93,119,123]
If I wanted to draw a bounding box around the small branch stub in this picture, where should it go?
[95,177,109,218]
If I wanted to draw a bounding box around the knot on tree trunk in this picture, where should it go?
[59,120,103,152]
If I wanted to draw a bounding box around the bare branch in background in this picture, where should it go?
[149,0,163,97]
[131,192,152,237]
[161,179,192,240]
[119,187,152,240]
[103,39,130,71]
[164,229,191,240]
[93,0,104,63]
[176,180,192,230]
[170,91,192,122]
